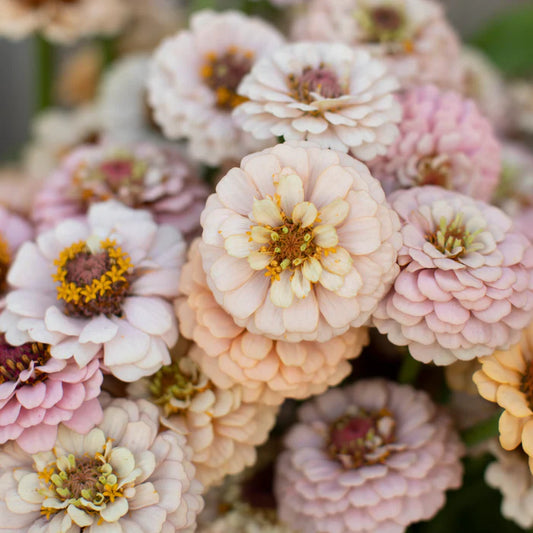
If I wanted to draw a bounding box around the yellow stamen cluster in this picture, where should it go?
[426,214,483,260]
[53,238,132,306]
[38,439,125,520]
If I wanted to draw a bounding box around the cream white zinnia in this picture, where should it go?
[0,201,185,382]
[0,397,204,532]
[200,142,402,342]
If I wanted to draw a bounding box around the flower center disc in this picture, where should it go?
[53,238,133,318]
[289,65,344,103]
[201,47,253,110]
[327,409,396,469]
[21,0,78,7]
[358,4,407,44]
[0,335,50,385]
[417,156,452,188]
[149,358,210,416]
[521,361,533,410]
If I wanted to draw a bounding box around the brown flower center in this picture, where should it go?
[416,156,452,187]
[201,47,253,110]
[19,0,78,7]
[357,4,407,44]
[0,233,11,293]
[288,65,344,104]
[426,213,481,260]
[521,362,533,410]
[0,335,51,385]
[371,6,404,32]
[53,239,133,318]
[327,408,396,469]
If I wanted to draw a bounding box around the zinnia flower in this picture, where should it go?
[127,353,278,488]
[0,201,185,382]
[32,142,209,239]
[275,379,464,533]
[373,186,533,365]
[485,443,533,530]
[292,0,463,90]
[0,206,33,305]
[0,0,130,43]
[235,42,401,161]
[0,334,102,454]
[0,396,204,531]
[178,240,368,405]
[148,9,284,165]
[200,142,401,342]
[473,322,533,471]
[368,85,501,199]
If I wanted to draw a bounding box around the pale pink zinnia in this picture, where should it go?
[368,85,501,199]
[178,239,368,405]
[373,186,533,365]
[0,334,102,454]
[0,201,185,382]
[0,397,204,531]
[32,142,209,239]
[128,353,278,488]
[275,379,464,533]
[148,9,284,165]
[200,142,402,342]
[292,0,463,90]
[235,42,401,161]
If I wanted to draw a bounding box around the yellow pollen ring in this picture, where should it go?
[53,238,133,305]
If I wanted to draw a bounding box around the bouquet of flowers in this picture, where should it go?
[0,0,533,531]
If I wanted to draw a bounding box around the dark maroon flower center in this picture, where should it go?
[289,65,344,104]
[19,0,78,7]
[0,335,50,385]
[65,251,110,286]
[201,48,253,110]
[371,6,404,32]
[327,409,396,469]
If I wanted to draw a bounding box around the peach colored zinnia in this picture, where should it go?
[474,322,533,473]
[200,142,401,342]
[275,379,464,533]
[178,240,368,405]
[128,353,278,489]
[373,186,533,365]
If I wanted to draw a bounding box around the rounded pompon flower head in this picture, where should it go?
[0,396,203,532]
[0,206,34,303]
[200,142,402,342]
[275,379,464,533]
[368,85,501,199]
[0,0,130,43]
[0,333,102,454]
[485,443,533,530]
[32,142,209,239]
[234,42,401,161]
[127,352,278,489]
[373,186,533,365]
[0,201,185,382]
[292,0,463,90]
[148,9,284,166]
[473,322,533,472]
[177,240,368,405]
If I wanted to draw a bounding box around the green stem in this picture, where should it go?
[397,353,422,385]
[35,35,54,112]
[189,0,217,15]
[461,411,501,448]
[100,37,117,70]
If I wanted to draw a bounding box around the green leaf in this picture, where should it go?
[470,5,533,77]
